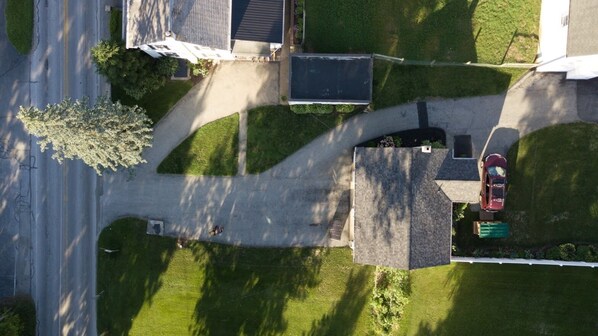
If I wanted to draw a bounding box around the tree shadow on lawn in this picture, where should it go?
[407,263,598,336]
[97,218,177,335]
[157,114,239,176]
[189,244,325,336]
[302,268,372,336]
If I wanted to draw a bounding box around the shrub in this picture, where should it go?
[545,247,561,260]
[378,136,396,148]
[335,104,355,113]
[190,59,212,77]
[559,243,576,261]
[156,57,179,77]
[371,267,410,335]
[290,104,334,114]
[453,203,468,222]
[422,140,446,149]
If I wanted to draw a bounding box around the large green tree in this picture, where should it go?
[18,97,153,175]
[91,40,178,99]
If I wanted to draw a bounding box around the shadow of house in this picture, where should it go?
[124,0,285,62]
[352,147,479,270]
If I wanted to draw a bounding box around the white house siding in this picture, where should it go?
[537,0,569,66]
[141,40,232,63]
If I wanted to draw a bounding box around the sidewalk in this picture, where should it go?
[140,61,279,172]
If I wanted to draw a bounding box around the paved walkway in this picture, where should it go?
[140,61,279,172]
[101,71,579,247]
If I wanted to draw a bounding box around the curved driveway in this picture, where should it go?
[101,69,579,247]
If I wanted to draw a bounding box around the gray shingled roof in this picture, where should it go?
[126,0,231,50]
[126,0,170,48]
[171,0,231,50]
[232,0,284,43]
[353,148,479,270]
[567,0,598,56]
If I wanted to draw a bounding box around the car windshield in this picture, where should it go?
[492,187,504,198]
[488,166,506,177]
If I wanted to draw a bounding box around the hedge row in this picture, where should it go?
[290,104,356,114]
[454,243,598,262]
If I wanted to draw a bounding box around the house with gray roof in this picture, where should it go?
[124,0,284,62]
[537,0,598,79]
[352,147,479,270]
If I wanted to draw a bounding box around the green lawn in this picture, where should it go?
[247,106,358,173]
[305,0,540,108]
[157,114,239,175]
[5,0,33,54]
[502,123,598,246]
[399,263,598,335]
[111,80,193,125]
[97,218,375,336]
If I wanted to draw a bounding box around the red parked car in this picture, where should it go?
[480,153,507,212]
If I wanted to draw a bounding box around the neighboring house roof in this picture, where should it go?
[232,0,284,43]
[125,0,170,48]
[126,0,284,50]
[171,0,231,50]
[566,0,598,56]
[289,54,373,104]
[353,147,479,270]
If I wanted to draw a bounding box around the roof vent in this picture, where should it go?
[421,145,432,153]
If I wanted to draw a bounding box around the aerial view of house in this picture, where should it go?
[1,0,598,335]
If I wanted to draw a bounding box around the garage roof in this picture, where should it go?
[289,54,373,104]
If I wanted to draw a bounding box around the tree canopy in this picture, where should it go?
[91,40,178,99]
[18,97,153,175]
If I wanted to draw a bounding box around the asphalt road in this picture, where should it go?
[30,0,102,334]
[0,0,33,299]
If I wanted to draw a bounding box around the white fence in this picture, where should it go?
[451,257,598,268]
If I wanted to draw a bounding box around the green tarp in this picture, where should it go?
[478,222,510,238]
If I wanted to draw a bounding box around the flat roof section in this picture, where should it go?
[232,0,284,43]
[289,54,373,104]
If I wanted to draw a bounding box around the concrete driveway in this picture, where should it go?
[101,70,579,247]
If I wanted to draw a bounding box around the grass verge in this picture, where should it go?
[305,0,539,108]
[246,106,358,173]
[111,80,193,125]
[97,218,375,335]
[5,0,33,54]
[109,9,122,42]
[399,263,598,335]
[157,113,239,176]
